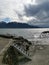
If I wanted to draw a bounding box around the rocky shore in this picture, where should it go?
[0,35,49,65]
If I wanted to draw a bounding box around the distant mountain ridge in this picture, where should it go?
[0,22,39,28]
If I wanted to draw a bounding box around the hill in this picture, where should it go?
[0,22,39,28]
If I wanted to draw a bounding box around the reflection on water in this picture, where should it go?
[0,28,49,39]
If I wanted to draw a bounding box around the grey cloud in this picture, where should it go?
[36,0,49,4]
[24,1,49,27]
[24,1,49,17]
[14,10,24,21]
[24,4,40,16]
[28,18,49,27]
[15,10,22,17]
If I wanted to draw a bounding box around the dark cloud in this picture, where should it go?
[36,0,49,4]
[24,1,49,27]
[24,4,40,16]
[28,18,49,27]
[24,1,49,17]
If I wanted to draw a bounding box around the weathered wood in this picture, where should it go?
[12,43,31,60]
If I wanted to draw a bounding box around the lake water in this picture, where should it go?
[0,28,49,40]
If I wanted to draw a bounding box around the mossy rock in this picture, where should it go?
[2,46,19,65]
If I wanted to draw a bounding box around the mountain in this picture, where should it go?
[0,22,39,28]
[0,22,7,28]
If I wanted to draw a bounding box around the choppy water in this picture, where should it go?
[0,28,49,39]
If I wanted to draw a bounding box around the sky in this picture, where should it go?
[0,0,49,27]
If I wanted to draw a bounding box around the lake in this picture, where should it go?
[0,28,49,39]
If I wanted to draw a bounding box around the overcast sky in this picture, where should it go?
[0,0,49,26]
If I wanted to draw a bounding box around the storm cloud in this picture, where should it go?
[25,1,49,17]
[24,1,49,27]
